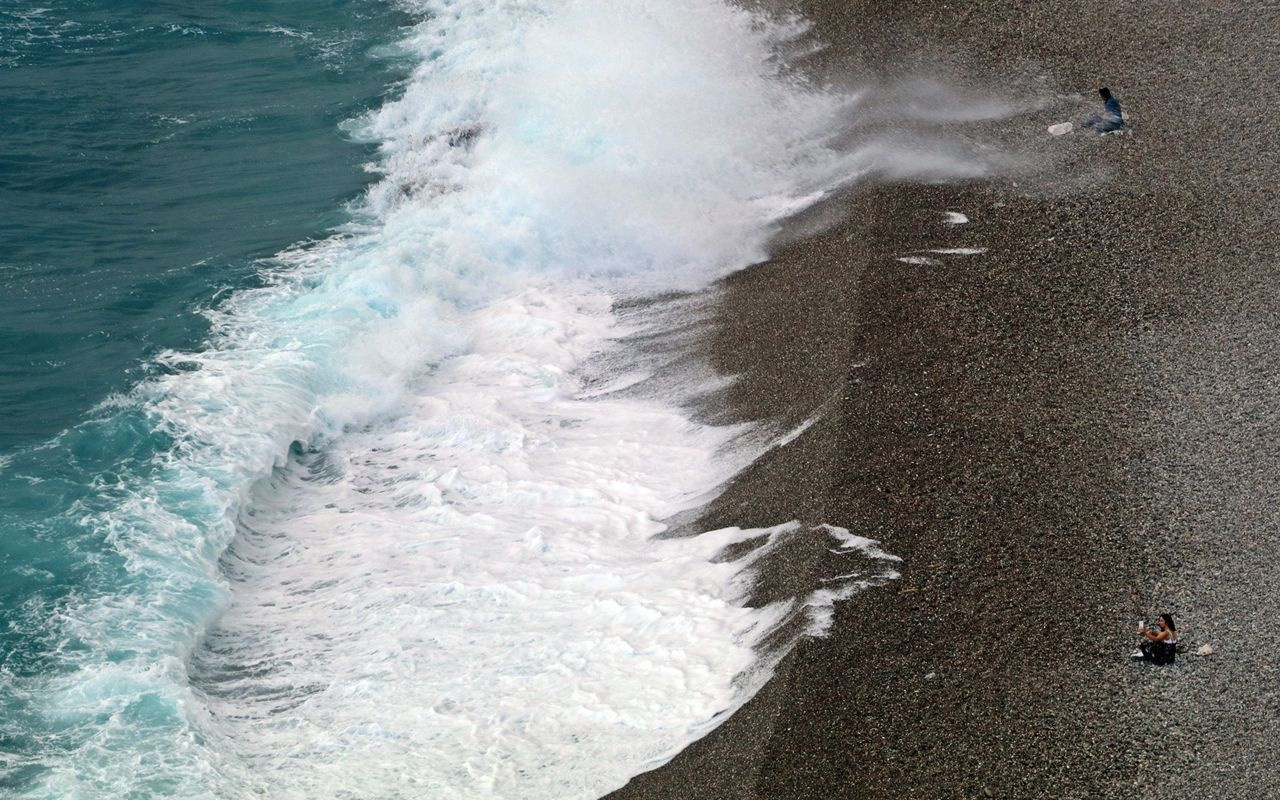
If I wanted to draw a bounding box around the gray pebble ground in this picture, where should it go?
[609,0,1280,798]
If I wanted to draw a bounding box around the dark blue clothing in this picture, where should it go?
[1104,97,1124,127]
[1085,95,1125,132]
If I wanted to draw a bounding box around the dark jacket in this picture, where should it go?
[1103,96,1124,125]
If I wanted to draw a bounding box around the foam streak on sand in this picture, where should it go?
[5,2,899,798]
[928,247,987,255]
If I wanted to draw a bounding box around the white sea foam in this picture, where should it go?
[777,412,820,447]
[192,288,876,799]
[19,2,912,798]
[928,247,987,255]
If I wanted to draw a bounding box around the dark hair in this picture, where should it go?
[1160,613,1176,631]
[1099,87,1112,100]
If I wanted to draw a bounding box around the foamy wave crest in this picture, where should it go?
[13,2,895,798]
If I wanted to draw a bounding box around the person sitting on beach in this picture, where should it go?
[1132,614,1178,664]
[1082,87,1125,132]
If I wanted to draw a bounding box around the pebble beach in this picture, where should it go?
[609,0,1280,797]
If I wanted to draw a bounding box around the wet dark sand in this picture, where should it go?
[609,1,1280,797]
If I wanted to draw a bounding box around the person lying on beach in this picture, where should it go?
[1082,87,1125,132]
[1132,613,1178,664]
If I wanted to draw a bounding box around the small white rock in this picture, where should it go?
[924,672,937,681]
[1196,644,1215,656]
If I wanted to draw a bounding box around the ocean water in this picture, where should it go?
[0,0,415,449]
[0,1,902,798]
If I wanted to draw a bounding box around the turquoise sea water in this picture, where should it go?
[1,0,409,448]
[1,1,409,791]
